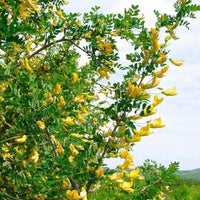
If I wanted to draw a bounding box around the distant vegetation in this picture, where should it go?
[177,168,200,180]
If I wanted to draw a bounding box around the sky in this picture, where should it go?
[65,0,200,170]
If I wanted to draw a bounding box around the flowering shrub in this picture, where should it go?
[0,0,199,199]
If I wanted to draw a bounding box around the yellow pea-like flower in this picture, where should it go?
[162,87,178,96]
[57,141,64,155]
[153,95,164,107]
[25,57,34,73]
[71,73,78,83]
[169,58,184,66]
[125,168,140,180]
[58,96,65,107]
[54,83,62,95]
[76,19,82,27]
[150,118,165,128]
[29,150,39,163]
[96,167,104,178]
[15,135,27,144]
[37,121,45,130]
[108,172,124,181]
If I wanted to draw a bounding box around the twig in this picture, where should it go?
[69,177,80,192]
[141,178,162,192]
[1,192,22,200]
[1,136,20,144]
[45,127,59,157]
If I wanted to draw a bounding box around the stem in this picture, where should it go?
[141,177,162,192]
[1,136,20,144]
[45,127,59,157]
[28,37,71,59]
[1,192,22,200]
[69,177,80,192]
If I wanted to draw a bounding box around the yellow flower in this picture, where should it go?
[156,51,167,64]
[73,95,86,103]
[119,149,130,159]
[68,155,74,163]
[118,181,135,193]
[62,178,71,188]
[151,27,160,52]
[98,41,113,55]
[80,106,89,115]
[57,141,64,155]
[85,31,92,38]
[80,187,87,200]
[0,82,9,93]
[127,134,141,142]
[37,121,45,130]
[153,95,163,107]
[54,83,62,95]
[56,10,65,20]
[150,118,165,128]
[142,77,160,89]
[74,145,85,150]
[152,39,160,52]
[96,167,104,178]
[76,113,85,123]
[117,159,134,170]
[127,81,142,99]
[153,65,169,78]
[98,66,112,79]
[66,189,80,200]
[29,150,39,163]
[70,133,84,139]
[15,135,27,144]
[71,73,78,83]
[169,58,184,66]
[151,28,158,39]
[2,153,14,160]
[76,19,82,27]
[69,144,79,156]
[24,57,34,73]
[109,172,124,181]
[26,38,35,54]
[139,124,153,136]
[58,96,65,107]
[125,168,140,180]
[62,116,75,126]
[162,87,178,96]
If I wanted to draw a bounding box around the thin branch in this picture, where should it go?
[1,192,22,200]
[69,177,80,192]
[141,178,162,192]
[28,37,71,59]
[45,127,59,157]
[1,136,20,144]
[88,181,100,193]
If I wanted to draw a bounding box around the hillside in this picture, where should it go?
[177,168,200,180]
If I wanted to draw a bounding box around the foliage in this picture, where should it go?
[0,0,200,199]
[177,168,200,180]
[89,160,179,200]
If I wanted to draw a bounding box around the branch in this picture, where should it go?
[45,127,59,157]
[141,177,162,192]
[1,192,22,200]
[88,181,100,193]
[1,136,20,144]
[28,37,71,59]
[69,177,80,192]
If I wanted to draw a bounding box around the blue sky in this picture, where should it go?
[65,0,200,170]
